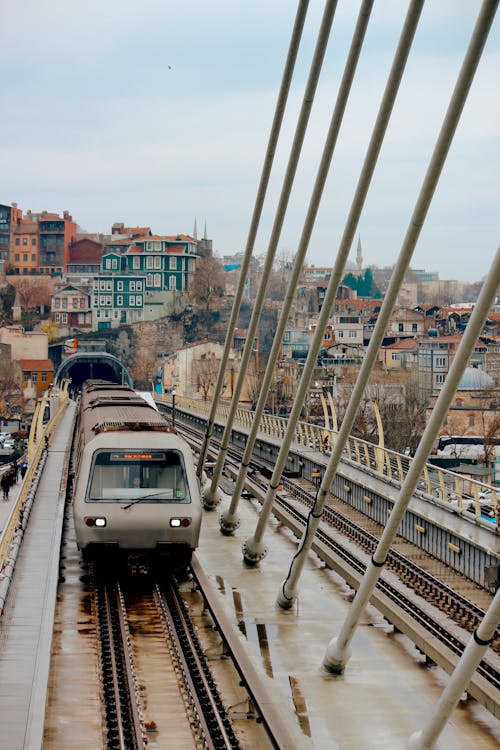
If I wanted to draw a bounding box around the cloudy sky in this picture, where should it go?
[1,1,498,283]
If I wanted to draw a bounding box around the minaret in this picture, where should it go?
[203,220,207,240]
[193,218,198,240]
[356,235,363,276]
[12,288,22,322]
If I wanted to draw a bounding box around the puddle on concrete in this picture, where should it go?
[215,575,226,594]
[237,617,277,678]
[289,675,312,737]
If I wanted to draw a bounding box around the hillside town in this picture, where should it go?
[0,201,498,482]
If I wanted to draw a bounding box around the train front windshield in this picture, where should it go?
[86,450,191,503]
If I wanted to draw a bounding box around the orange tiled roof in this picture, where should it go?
[382,338,418,350]
[13,221,38,234]
[16,359,54,371]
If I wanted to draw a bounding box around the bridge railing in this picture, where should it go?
[0,382,70,613]
[156,394,499,521]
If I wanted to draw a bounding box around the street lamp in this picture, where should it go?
[172,388,176,431]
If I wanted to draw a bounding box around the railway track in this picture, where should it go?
[88,560,302,749]
[175,419,500,702]
[93,567,242,749]
[282,475,499,653]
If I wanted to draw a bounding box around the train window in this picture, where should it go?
[86,449,191,503]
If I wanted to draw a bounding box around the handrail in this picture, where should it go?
[155,393,499,520]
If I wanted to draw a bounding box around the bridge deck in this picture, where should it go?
[0,404,74,750]
[0,407,498,748]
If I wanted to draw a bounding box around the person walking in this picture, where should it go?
[1,471,11,500]
[20,461,28,480]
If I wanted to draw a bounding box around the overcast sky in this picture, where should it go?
[1,1,498,283]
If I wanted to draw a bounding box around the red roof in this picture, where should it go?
[13,221,38,234]
[17,359,54,371]
[68,239,103,262]
[382,338,418,351]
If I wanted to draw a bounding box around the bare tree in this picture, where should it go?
[194,356,220,400]
[245,359,267,409]
[483,414,500,464]
[0,359,23,418]
[191,255,225,311]
[15,278,52,313]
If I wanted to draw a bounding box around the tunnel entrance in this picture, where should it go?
[54,353,133,393]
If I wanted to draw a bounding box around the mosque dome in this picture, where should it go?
[457,367,494,390]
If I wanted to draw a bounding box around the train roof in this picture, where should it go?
[80,380,172,435]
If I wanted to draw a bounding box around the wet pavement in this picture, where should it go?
[196,490,500,749]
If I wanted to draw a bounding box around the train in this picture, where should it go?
[72,380,202,571]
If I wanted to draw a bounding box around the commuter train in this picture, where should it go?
[72,380,202,570]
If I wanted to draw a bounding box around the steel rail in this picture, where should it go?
[283,476,497,639]
[95,576,146,750]
[155,577,241,750]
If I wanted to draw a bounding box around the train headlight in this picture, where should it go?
[170,518,191,528]
[85,517,107,527]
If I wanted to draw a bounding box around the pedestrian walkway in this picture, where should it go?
[0,403,75,750]
[0,462,24,542]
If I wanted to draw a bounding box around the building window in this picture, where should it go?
[117,281,123,291]
[391,352,400,361]
[130,295,136,306]
[337,330,344,338]
[412,323,418,331]
[154,274,161,287]
[146,256,154,269]
[23,238,28,246]
[106,280,112,291]
[436,374,445,384]
[136,281,142,291]
[349,330,357,338]
[55,312,60,323]
[146,273,153,286]
[117,295,123,306]
[169,256,177,270]
[398,323,404,332]
[15,254,19,261]
[15,238,20,246]
[469,414,475,426]
[132,256,140,269]
[169,276,177,291]
[31,254,36,261]
[23,253,28,261]
[31,373,37,383]
[24,374,30,383]
[154,256,162,269]
[32,238,36,246]
[61,313,67,323]
[436,357,446,367]
[41,373,47,383]
[55,298,60,309]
